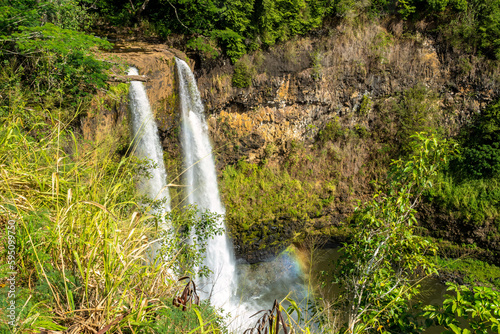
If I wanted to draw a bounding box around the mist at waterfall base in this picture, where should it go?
[176,58,310,330]
[128,67,171,248]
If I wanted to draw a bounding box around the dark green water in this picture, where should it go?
[306,247,450,333]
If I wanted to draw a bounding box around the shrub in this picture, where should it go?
[318,117,344,142]
[455,99,500,178]
[232,59,252,88]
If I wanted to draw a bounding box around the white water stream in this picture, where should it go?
[176,58,238,309]
[128,67,171,232]
[129,61,308,331]
[176,59,310,331]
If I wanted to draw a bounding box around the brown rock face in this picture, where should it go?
[192,20,500,262]
[103,41,189,133]
[197,22,498,150]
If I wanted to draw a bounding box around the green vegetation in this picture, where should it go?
[232,57,253,88]
[455,99,500,179]
[436,258,500,289]
[423,99,500,253]
[152,302,227,333]
[318,117,345,143]
[438,0,500,59]
[330,133,454,333]
[0,116,160,332]
[389,84,442,152]
[0,1,112,111]
[221,160,323,248]
[427,174,500,222]
[83,0,500,62]
[0,111,226,332]
[424,284,500,334]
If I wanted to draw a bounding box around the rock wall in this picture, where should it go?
[198,21,498,148]
[191,20,500,262]
[82,41,188,189]
[83,21,500,263]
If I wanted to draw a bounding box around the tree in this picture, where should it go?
[0,1,111,108]
[334,132,456,333]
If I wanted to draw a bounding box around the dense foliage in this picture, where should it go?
[424,98,500,230]
[85,0,500,61]
[424,283,500,334]
[332,133,455,333]
[0,0,111,114]
[456,99,500,179]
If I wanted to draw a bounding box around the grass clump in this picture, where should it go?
[426,173,500,222]
[0,116,174,332]
[0,114,225,332]
[317,117,344,143]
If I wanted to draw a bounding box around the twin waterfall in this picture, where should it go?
[128,61,239,313]
[128,60,304,328]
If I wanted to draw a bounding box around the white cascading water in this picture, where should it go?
[176,59,310,332]
[128,67,171,233]
[176,58,238,308]
[128,62,308,331]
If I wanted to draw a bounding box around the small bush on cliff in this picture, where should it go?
[318,117,344,143]
[232,58,253,88]
[388,84,441,153]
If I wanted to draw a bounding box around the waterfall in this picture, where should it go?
[175,59,310,332]
[127,62,308,331]
[176,58,238,309]
[128,67,171,229]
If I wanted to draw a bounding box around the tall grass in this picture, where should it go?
[0,115,180,333]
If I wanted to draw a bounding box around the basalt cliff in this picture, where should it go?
[86,21,500,264]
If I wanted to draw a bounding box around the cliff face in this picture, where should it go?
[86,21,500,263]
[191,20,500,262]
[198,21,497,147]
[81,40,188,188]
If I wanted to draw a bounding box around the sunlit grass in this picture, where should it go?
[0,114,200,333]
[427,172,500,223]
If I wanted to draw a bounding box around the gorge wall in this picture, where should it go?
[85,20,500,264]
[194,20,500,263]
